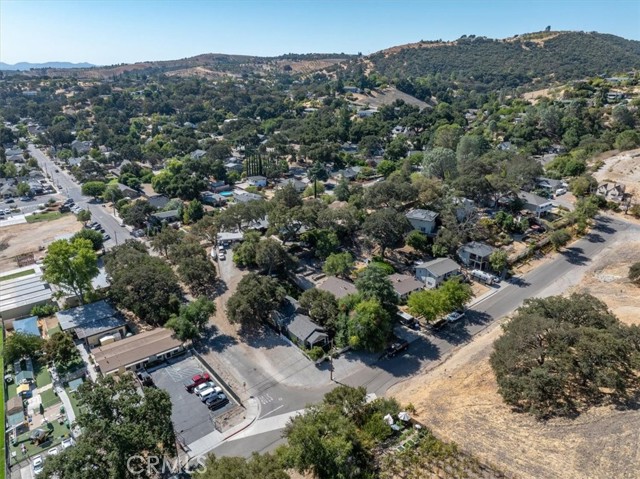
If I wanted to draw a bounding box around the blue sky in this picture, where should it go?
[1,0,639,65]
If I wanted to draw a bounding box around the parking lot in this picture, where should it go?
[149,354,235,445]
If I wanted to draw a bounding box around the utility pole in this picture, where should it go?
[329,339,335,382]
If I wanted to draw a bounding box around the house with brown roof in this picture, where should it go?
[93,328,184,376]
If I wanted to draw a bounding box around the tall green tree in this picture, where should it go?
[348,299,392,352]
[105,242,181,325]
[4,332,43,363]
[150,226,183,257]
[72,228,104,250]
[44,332,80,366]
[81,181,107,199]
[308,161,329,199]
[226,273,285,330]
[282,403,372,479]
[361,208,411,257]
[355,264,398,313]
[490,294,640,418]
[166,297,216,341]
[322,252,354,278]
[41,375,176,479]
[195,453,289,479]
[43,238,98,304]
[299,288,339,328]
[255,238,290,275]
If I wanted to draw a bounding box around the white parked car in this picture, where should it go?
[32,455,44,475]
[61,437,75,449]
[194,381,215,396]
[199,386,223,402]
[47,446,59,456]
[444,310,466,323]
[555,188,567,196]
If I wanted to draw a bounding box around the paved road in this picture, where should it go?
[28,144,132,247]
[210,215,638,458]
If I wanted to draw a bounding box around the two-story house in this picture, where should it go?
[406,209,439,235]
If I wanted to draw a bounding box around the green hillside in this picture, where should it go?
[368,31,640,90]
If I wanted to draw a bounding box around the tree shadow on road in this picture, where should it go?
[431,322,472,346]
[373,338,441,379]
[560,247,590,266]
[585,232,605,243]
[507,276,531,288]
[591,221,616,235]
[243,326,291,350]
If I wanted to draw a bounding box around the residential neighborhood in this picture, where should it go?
[1,9,640,479]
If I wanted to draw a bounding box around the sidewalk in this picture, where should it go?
[75,342,98,382]
[55,386,76,423]
[185,396,260,459]
[467,281,504,308]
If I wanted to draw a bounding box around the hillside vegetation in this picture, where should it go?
[368,31,640,90]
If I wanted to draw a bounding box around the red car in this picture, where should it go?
[185,372,211,393]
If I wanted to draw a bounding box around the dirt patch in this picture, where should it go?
[0,214,82,272]
[566,238,640,325]
[592,148,640,198]
[522,87,564,104]
[387,235,640,479]
[351,87,430,110]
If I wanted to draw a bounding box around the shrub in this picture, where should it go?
[550,228,571,250]
[31,303,59,318]
[629,262,640,286]
[307,346,325,361]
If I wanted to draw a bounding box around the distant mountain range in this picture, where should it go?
[0,61,95,71]
[4,31,640,89]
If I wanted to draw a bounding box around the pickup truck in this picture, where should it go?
[184,372,211,393]
[385,339,409,358]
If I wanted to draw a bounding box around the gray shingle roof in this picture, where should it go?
[317,277,357,299]
[416,258,461,277]
[460,241,494,258]
[387,273,424,296]
[406,209,439,222]
[518,191,552,207]
[286,314,326,345]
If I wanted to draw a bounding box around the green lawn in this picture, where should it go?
[47,325,61,336]
[40,388,61,409]
[64,387,81,417]
[34,361,52,388]
[26,211,67,223]
[6,360,52,401]
[9,419,72,466]
[0,268,35,282]
[1,334,5,476]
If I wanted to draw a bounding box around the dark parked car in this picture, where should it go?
[184,372,211,393]
[137,371,154,387]
[206,393,229,410]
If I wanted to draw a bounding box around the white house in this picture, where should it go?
[248,176,268,188]
[405,209,438,235]
[415,258,462,289]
